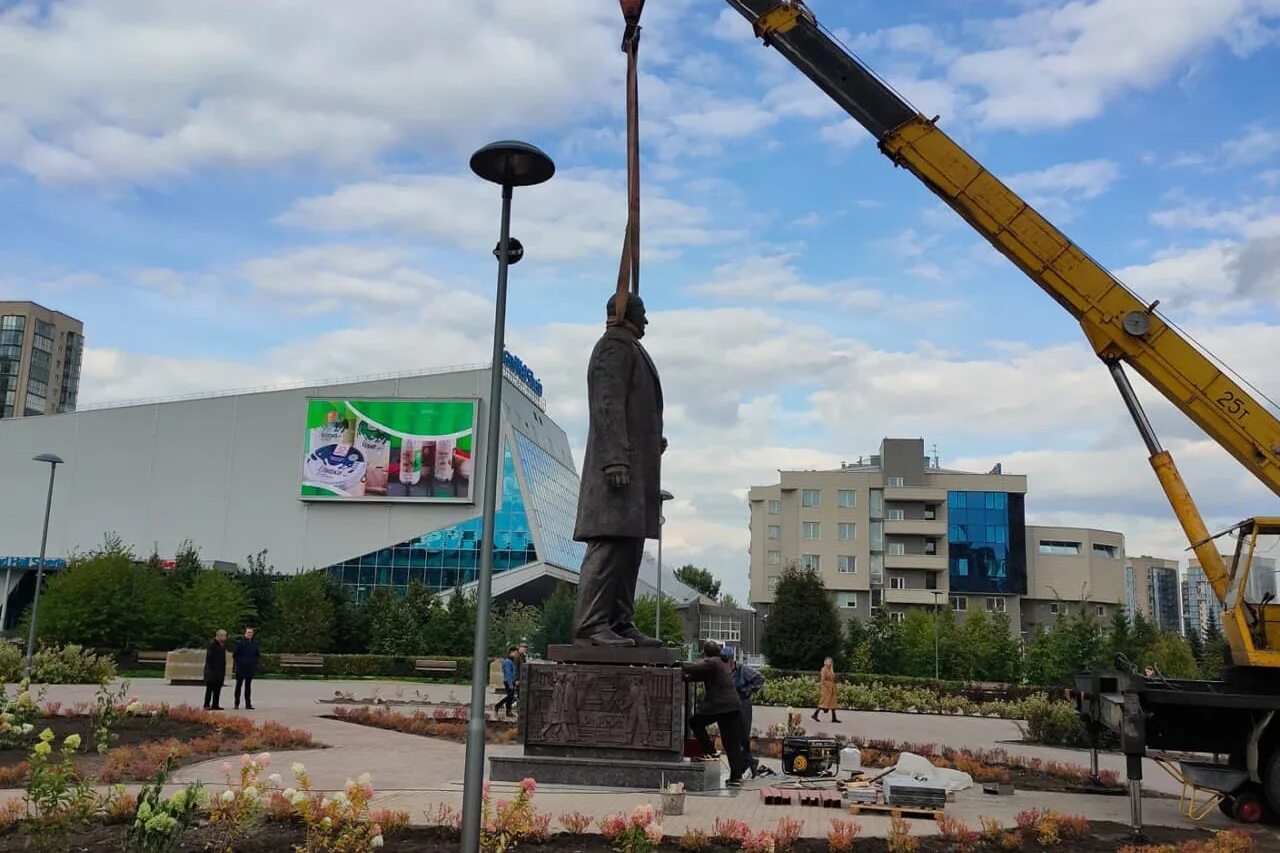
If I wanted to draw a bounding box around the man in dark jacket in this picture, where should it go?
[571,293,666,648]
[726,648,773,778]
[232,627,261,711]
[203,629,228,711]
[683,640,749,787]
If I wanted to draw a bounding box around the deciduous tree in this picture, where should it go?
[674,565,721,601]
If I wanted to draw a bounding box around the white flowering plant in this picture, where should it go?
[123,756,205,853]
[0,678,45,748]
[291,762,386,852]
[23,727,97,851]
[208,752,275,853]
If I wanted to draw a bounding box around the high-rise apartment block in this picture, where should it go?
[747,438,1125,637]
[1125,556,1183,633]
[0,302,84,418]
[1184,554,1276,639]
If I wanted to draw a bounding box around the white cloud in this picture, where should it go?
[1007,159,1121,201]
[1220,125,1280,166]
[949,0,1278,129]
[0,0,624,184]
[279,168,728,263]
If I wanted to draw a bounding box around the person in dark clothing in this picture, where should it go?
[203,629,228,711]
[233,627,261,710]
[683,640,749,787]
[495,647,519,717]
[726,648,774,778]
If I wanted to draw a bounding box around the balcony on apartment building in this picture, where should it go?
[884,552,949,572]
[884,587,947,606]
[883,517,947,537]
[883,482,946,502]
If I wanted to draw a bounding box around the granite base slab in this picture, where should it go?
[490,754,719,791]
[546,645,680,665]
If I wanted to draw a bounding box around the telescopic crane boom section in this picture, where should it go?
[726,0,1280,668]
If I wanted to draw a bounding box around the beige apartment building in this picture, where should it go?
[747,438,1125,639]
[0,302,84,418]
[1021,525,1125,634]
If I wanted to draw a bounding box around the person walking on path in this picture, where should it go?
[727,647,774,778]
[684,640,750,787]
[495,647,519,718]
[232,627,261,710]
[203,629,228,711]
[811,657,841,723]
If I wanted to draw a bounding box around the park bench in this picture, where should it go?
[136,650,168,667]
[414,658,458,676]
[280,654,324,673]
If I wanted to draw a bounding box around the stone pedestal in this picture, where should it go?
[490,657,716,790]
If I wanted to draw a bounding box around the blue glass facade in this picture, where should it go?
[513,431,585,571]
[947,491,1027,595]
[326,442,537,600]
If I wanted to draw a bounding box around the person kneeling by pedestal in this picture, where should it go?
[683,640,750,787]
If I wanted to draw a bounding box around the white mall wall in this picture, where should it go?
[0,368,572,573]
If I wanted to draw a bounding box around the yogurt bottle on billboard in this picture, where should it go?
[434,438,455,482]
[399,438,421,486]
[356,421,392,495]
[310,409,352,453]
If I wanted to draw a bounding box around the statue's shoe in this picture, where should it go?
[614,624,662,647]
[574,629,636,647]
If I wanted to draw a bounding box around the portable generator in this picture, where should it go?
[781,736,839,776]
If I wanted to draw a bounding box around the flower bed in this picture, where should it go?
[328,705,518,744]
[0,700,315,786]
[755,677,1041,719]
[0,761,1253,853]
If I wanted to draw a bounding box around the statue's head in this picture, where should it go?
[702,640,721,659]
[606,292,647,338]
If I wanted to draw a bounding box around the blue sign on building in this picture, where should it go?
[0,557,67,570]
[502,350,543,398]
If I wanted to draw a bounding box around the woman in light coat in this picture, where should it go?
[811,657,841,723]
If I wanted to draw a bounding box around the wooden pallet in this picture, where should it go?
[846,801,944,819]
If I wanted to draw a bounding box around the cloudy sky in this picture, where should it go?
[4,0,1280,600]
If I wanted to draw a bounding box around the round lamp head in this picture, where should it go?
[33,453,64,465]
[470,141,555,188]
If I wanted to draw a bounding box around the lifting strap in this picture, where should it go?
[611,0,645,326]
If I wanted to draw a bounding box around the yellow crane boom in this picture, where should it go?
[725,0,1280,667]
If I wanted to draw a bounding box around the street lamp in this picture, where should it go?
[25,453,64,677]
[461,140,554,853]
[931,591,942,680]
[657,489,674,641]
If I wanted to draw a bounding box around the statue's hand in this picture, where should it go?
[604,464,631,487]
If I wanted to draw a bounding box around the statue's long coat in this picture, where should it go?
[572,326,663,541]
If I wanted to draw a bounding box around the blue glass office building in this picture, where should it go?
[947,491,1027,596]
[323,364,587,602]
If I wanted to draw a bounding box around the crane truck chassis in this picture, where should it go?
[709,0,1280,835]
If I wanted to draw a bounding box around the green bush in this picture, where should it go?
[761,668,1044,701]
[31,644,117,684]
[0,642,23,683]
[755,675,1039,720]
[247,653,472,681]
[1017,695,1089,746]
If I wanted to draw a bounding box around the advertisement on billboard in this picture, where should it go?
[301,398,476,502]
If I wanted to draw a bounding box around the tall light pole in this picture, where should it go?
[931,591,942,680]
[462,140,554,853]
[25,453,64,678]
[657,489,674,641]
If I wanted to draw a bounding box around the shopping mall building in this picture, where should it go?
[0,357,760,651]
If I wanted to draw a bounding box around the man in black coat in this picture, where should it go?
[683,640,749,787]
[203,629,228,711]
[233,627,261,711]
[572,293,666,647]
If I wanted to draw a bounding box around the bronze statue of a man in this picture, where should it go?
[572,293,665,647]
